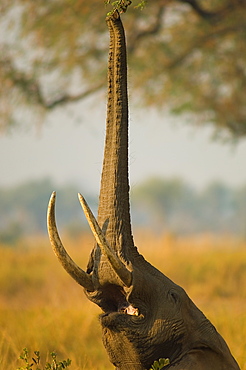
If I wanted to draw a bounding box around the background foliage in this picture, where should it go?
[1,0,246,137]
[0,177,245,244]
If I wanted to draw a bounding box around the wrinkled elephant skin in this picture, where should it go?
[47,10,240,370]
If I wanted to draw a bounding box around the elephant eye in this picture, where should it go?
[169,290,179,304]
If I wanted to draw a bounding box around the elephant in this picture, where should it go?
[47,10,240,370]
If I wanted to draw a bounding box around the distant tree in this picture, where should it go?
[132,177,246,236]
[0,176,245,238]
[198,182,237,233]
[0,222,23,245]
[235,185,246,238]
[0,178,96,238]
[132,177,197,233]
[1,0,246,138]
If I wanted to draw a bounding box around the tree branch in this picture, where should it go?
[178,0,217,19]
[128,5,165,53]
[1,58,104,110]
[177,0,241,22]
[45,83,104,109]
[167,23,246,69]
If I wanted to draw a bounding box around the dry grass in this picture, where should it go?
[0,232,245,369]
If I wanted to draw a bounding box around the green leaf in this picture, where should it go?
[150,358,170,369]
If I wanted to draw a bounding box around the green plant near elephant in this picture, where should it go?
[105,0,147,14]
[150,358,170,369]
[17,348,71,370]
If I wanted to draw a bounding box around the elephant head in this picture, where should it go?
[47,10,240,370]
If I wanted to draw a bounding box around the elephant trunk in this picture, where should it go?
[97,11,134,259]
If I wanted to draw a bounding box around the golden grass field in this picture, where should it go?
[0,231,245,369]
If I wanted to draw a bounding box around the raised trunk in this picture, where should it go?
[47,11,240,370]
[97,12,134,257]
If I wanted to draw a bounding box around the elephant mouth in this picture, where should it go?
[113,286,142,318]
[98,284,145,329]
[100,304,142,328]
[119,304,140,316]
[93,283,144,326]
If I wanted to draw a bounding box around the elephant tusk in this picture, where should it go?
[78,193,132,288]
[47,192,94,292]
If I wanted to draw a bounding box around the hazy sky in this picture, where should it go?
[1,96,246,195]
